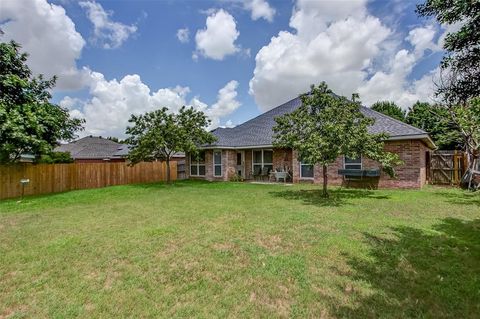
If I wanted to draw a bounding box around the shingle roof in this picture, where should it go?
[111,144,185,159]
[55,136,124,159]
[208,96,430,148]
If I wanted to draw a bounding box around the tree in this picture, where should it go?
[125,106,216,183]
[106,136,126,144]
[416,0,480,104]
[36,151,74,164]
[273,82,402,197]
[417,1,480,189]
[0,41,84,163]
[451,98,480,188]
[406,101,462,150]
[371,101,406,122]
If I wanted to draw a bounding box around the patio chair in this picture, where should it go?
[260,167,270,181]
[252,166,262,181]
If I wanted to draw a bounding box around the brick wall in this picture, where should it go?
[292,140,429,189]
[186,149,236,181]
[188,139,429,189]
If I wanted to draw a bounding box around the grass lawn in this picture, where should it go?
[0,180,479,318]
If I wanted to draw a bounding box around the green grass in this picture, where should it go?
[0,180,479,318]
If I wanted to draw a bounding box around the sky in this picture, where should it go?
[0,0,451,138]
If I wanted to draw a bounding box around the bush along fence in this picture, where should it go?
[0,161,176,200]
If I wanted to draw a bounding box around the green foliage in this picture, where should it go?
[106,136,125,144]
[371,101,406,122]
[0,41,84,163]
[229,173,244,182]
[406,101,462,149]
[125,106,216,182]
[416,0,480,103]
[273,82,402,196]
[36,151,74,164]
[451,97,480,177]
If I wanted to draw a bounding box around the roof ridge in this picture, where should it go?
[233,96,300,130]
[363,106,427,135]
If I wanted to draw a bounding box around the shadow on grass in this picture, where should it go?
[269,188,390,207]
[333,218,480,318]
[433,190,480,207]
[128,179,209,190]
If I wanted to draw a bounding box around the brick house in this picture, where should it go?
[186,97,436,189]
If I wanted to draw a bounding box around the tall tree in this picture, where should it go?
[452,98,480,188]
[417,1,480,189]
[406,101,462,150]
[371,101,406,122]
[417,0,480,104]
[125,106,216,183]
[0,41,84,163]
[273,83,402,197]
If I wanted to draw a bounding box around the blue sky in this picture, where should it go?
[1,0,447,138]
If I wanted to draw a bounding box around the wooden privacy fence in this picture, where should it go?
[0,161,176,200]
[428,150,465,185]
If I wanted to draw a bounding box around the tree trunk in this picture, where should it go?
[322,164,328,197]
[166,157,171,184]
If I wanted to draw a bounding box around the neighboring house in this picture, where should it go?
[55,136,127,163]
[55,136,185,163]
[110,144,185,163]
[187,97,436,189]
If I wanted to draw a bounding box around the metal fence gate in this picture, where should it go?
[428,150,465,185]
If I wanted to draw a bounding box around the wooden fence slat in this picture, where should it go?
[0,161,174,200]
[429,150,465,185]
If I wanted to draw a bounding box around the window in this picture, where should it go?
[190,151,206,176]
[344,156,362,170]
[300,162,314,178]
[213,150,222,177]
[252,149,273,174]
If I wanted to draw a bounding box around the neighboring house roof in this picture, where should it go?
[208,96,436,149]
[111,144,185,159]
[55,136,124,160]
[55,137,187,160]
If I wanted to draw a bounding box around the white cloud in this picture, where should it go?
[249,0,390,111]
[176,27,190,43]
[406,24,440,57]
[79,1,137,49]
[244,0,276,22]
[357,59,440,109]
[61,74,241,137]
[206,80,241,128]
[224,120,235,128]
[249,0,442,111]
[195,9,240,60]
[0,0,88,90]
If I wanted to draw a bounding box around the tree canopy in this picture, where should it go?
[417,0,480,103]
[406,101,462,150]
[125,106,216,183]
[371,101,406,122]
[417,1,480,189]
[273,83,402,197]
[0,41,84,163]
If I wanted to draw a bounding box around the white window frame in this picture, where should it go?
[252,149,273,172]
[190,151,206,176]
[344,156,363,170]
[299,161,314,179]
[213,150,222,177]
